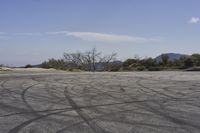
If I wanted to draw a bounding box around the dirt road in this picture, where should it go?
[0,72,200,133]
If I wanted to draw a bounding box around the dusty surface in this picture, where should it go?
[0,72,200,133]
[0,67,59,73]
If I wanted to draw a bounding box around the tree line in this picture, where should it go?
[41,48,117,71]
[122,54,200,71]
[39,48,200,71]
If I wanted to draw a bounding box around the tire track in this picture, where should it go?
[21,83,40,112]
[64,86,108,133]
[1,72,200,133]
[56,108,136,133]
[0,107,72,117]
[136,79,177,99]
[7,110,69,133]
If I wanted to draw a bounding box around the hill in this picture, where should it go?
[155,53,190,63]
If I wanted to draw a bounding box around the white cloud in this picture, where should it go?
[189,17,200,24]
[1,31,162,43]
[15,32,42,36]
[46,31,68,35]
[47,31,161,43]
[67,32,161,43]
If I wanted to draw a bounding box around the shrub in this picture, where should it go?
[25,64,32,68]
[148,66,163,71]
[136,66,146,71]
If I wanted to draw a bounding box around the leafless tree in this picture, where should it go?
[100,53,117,71]
[63,51,84,69]
[63,48,117,71]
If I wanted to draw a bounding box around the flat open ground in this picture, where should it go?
[0,72,200,133]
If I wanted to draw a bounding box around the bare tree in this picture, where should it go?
[100,53,117,71]
[86,48,101,71]
[63,51,85,69]
[63,48,117,71]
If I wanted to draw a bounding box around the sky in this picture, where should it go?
[0,0,200,66]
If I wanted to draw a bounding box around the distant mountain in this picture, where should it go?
[95,60,123,71]
[31,64,42,68]
[112,60,123,65]
[155,53,190,63]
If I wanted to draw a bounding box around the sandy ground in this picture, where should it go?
[0,67,60,73]
[0,72,200,133]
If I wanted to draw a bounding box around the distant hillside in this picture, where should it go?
[95,60,123,71]
[31,64,42,68]
[18,64,41,68]
[155,53,190,63]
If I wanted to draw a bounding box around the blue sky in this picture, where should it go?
[0,0,200,66]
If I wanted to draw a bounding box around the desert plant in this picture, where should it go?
[25,64,32,68]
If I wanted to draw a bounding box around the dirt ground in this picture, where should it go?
[0,72,200,133]
[0,67,59,73]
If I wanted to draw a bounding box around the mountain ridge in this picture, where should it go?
[154,53,190,63]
